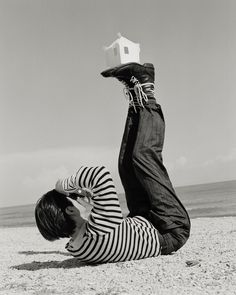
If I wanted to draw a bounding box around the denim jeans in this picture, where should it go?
[118,101,191,254]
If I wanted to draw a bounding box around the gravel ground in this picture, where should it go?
[0,217,236,295]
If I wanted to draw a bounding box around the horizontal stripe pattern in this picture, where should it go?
[62,166,161,263]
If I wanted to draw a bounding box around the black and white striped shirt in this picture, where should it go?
[61,166,161,263]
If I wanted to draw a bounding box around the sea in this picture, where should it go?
[0,180,235,228]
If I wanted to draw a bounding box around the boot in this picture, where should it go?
[101,62,155,109]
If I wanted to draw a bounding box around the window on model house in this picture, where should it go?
[124,46,129,54]
[114,47,118,56]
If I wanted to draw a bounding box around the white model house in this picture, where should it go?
[104,34,140,68]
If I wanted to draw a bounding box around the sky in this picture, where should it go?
[0,0,235,207]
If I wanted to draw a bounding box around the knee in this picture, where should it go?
[132,148,141,164]
[132,146,163,172]
[132,148,149,169]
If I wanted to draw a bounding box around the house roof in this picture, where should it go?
[105,34,140,49]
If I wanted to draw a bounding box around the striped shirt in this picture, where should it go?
[61,166,161,263]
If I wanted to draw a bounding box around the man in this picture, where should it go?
[35,62,190,263]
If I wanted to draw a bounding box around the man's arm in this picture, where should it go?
[56,166,123,234]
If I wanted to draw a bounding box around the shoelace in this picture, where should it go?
[121,76,155,112]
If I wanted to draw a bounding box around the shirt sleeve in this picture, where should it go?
[60,166,123,235]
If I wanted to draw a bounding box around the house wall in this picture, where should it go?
[119,42,140,64]
[105,37,140,68]
[105,43,121,68]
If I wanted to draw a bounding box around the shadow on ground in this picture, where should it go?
[11,257,90,271]
[18,250,70,256]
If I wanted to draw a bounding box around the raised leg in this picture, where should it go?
[118,108,151,217]
[131,102,191,253]
[102,62,190,254]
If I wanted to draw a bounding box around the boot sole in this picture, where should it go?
[101,62,153,78]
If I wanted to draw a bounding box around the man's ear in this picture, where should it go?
[65,206,75,215]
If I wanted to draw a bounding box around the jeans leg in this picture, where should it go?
[118,108,151,217]
[132,103,191,237]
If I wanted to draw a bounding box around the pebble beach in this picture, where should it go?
[0,217,236,295]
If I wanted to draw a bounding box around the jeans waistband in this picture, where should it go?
[157,232,166,254]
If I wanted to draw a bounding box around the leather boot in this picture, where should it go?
[101,62,155,109]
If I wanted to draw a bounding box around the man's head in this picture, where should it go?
[35,190,77,241]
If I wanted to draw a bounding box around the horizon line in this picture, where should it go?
[0,178,235,209]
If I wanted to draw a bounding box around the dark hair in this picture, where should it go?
[35,189,76,241]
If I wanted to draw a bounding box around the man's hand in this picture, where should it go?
[76,188,93,200]
[71,188,93,210]
[55,179,69,196]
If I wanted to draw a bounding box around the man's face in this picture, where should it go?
[68,197,91,220]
